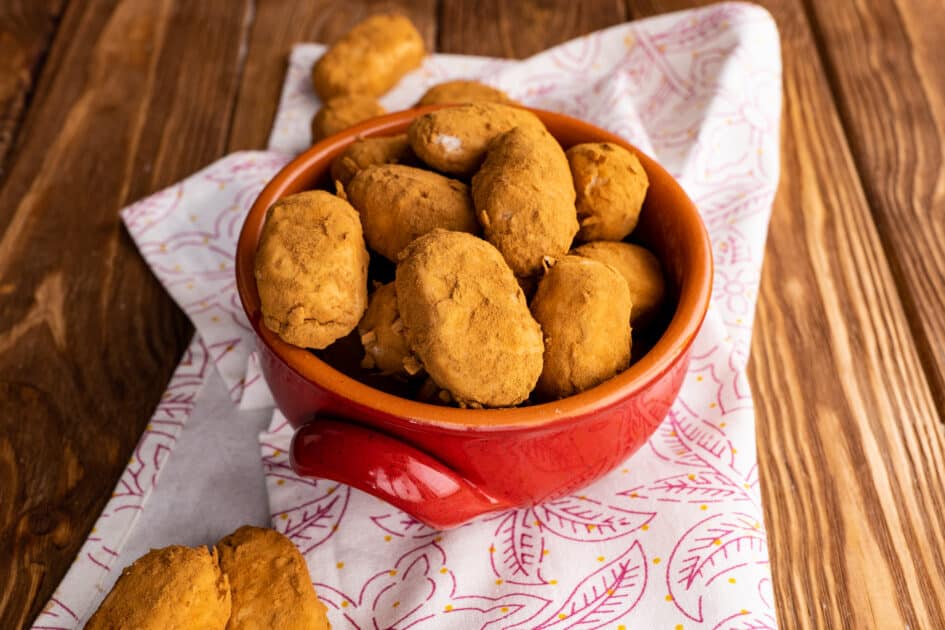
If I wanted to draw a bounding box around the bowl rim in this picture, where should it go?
[236,106,713,430]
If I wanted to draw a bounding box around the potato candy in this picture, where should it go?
[217,526,329,630]
[311,95,386,142]
[330,134,412,186]
[255,191,369,349]
[572,241,666,327]
[407,102,545,175]
[415,80,513,106]
[567,142,649,242]
[358,282,419,377]
[472,126,578,276]
[531,256,632,399]
[347,164,478,261]
[85,546,231,630]
[311,13,425,100]
[396,230,544,407]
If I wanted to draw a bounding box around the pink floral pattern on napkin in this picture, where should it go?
[33,3,781,628]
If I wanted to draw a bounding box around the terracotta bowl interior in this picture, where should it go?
[236,106,712,429]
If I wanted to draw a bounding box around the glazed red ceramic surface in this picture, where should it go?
[236,107,712,529]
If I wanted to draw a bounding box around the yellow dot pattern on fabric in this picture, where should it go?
[696,376,703,381]
[641,524,649,531]
[280,513,288,520]
[665,594,673,601]
[276,479,285,486]
[435,536,443,542]
[676,625,684,630]
[587,524,597,531]
[384,535,392,542]
[495,579,503,585]
[440,567,448,574]
[720,422,726,427]
[597,556,605,562]
[392,601,400,608]
[389,570,397,576]
[543,549,550,555]
[273,450,281,457]
[653,557,661,564]
[688,474,696,480]
[336,562,344,569]
[618,626,626,630]
[558,614,567,620]
[709,403,717,408]
[729,577,737,584]
[549,579,558,585]
[713,539,722,546]
[341,601,348,608]
[445,605,453,612]
[741,609,749,614]
[489,546,495,553]
[502,607,509,612]
[700,504,707,510]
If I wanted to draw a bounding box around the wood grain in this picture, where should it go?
[0,1,251,627]
[0,0,67,179]
[438,0,627,57]
[803,0,945,419]
[228,0,438,151]
[627,1,945,628]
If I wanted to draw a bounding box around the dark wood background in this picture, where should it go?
[2,1,944,628]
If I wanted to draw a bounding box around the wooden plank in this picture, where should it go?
[438,0,627,57]
[228,0,438,151]
[0,1,251,627]
[625,1,945,628]
[0,0,68,179]
[804,0,945,417]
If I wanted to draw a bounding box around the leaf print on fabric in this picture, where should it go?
[649,397,742,476]
[371,512,438,540]
[490,510,547,585]
[534,541,647,629]
[315,542,550,630]
[711,611,778,630]
[486,496,653,586]
[535,496,655,541]
[621,471,751,504]
[273,485,350,555]
[668,513,769,622]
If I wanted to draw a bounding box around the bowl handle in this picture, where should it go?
[290,418,508,530]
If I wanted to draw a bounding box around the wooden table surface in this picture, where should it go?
[1,1,944,628]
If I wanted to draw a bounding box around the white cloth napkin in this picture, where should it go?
[34,3,781,628]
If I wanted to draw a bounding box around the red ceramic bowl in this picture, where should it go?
[236,106,712,530]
